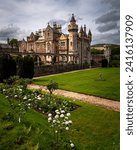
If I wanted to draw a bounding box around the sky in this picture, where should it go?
[0,0,120,45]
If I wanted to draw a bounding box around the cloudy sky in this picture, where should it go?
[0,0,120,45]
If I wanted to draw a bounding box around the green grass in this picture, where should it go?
[0,93,120,150]
[34,68,120,101]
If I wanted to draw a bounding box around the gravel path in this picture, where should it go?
[28,84,120,112]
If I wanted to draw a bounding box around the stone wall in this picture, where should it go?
[34,64,89,77]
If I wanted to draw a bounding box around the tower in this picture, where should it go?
[88,29,92,42]
[68,14,78,53]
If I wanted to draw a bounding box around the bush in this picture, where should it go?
[16,56,34,79]
[0,54,16,82]
[47,80,58,94]
[110,60,120,67]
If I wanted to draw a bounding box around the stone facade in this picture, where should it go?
[19,14,92,65]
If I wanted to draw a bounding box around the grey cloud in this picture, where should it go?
[0,25,25,41]
[48,19,67,26]
[95,10,119,24]
[101,0,120,10]
[0,0,120,44]
[92,31,120,44]
[97,22,118,32]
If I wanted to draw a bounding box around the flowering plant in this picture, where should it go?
[48,108,75,149]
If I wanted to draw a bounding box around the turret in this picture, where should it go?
[79,26,84,37]
[88,29,92,42]
[70,13,76,23]
[53,22,57,29]
[68,14,78,53]
[84,24,87,36]
[68,14,78,32]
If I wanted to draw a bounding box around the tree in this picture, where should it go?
[47,80,58,94]
[9,38,19,48]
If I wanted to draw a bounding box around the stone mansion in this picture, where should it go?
[19,14,92,65]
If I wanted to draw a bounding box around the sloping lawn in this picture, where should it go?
[34,68,120,101]
[0,93,120,150]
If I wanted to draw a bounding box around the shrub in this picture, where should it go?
[16,56,34,79]
[0,54,16,82]
[47,80,58,94]
[110,60,120,67]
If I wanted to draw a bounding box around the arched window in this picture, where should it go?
[47,43,51,52]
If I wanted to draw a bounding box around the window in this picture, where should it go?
[70,42,73,46]
[60,41,65,46]
[47,43,50,52]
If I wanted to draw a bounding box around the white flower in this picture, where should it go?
[55,130,58,133]
[65,116,68,120]
[70,143,75,148]
[14,95,18,98]
[48,113,52,117]
[48,117,52,122]
[65,127,69,130]
[53,120,56,123]
[65,121,69,125]
[66,113,71,117]
[68,120,72,124]
[61,110,65,114]
[19,89,22,91]
[37,96,41,100]
[3,89,6,92]
[56,111,60,115]
[57,120,60,124]
[28,103,31,106]
[60,114,64,118]
[55,109,60,114]
[55,115,59,119]
[23,96,27,100]
[5,96,8,98]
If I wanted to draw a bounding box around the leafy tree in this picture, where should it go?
[9,38,19,48]
[47,80,58,94]
[91,48,104,54]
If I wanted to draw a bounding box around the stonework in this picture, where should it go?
[19,14,92,65]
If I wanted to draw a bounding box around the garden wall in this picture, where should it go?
[34,64,89,77]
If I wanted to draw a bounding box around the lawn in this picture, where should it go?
[0,93,120,150]
[34,67,120,101]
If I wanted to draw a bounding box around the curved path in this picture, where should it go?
[28,84,120,112]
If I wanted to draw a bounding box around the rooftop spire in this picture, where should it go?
[70,13,76,22]
[88,29,91,35]
[80,26,84,33]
